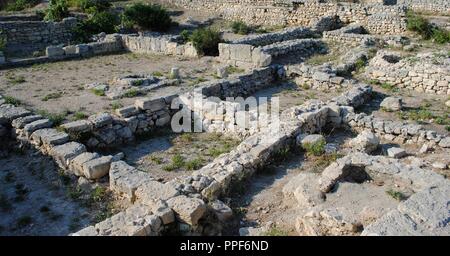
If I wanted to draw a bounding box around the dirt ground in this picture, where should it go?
[0,53,222,118]
[114,132,241,182]
[0,143,120,236]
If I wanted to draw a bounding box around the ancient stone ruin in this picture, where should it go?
[0,0,448,237]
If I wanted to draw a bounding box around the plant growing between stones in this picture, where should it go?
[231,21,251,35]
[303,139,326,156]
[37,110,68,126]
[386,189,407,201]
[3,96,21,106]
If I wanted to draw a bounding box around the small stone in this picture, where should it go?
[217,67,228,78]
[380,97,402,112]
[170,67,180,79]
[349,130,380,153]
[82,155,113,179]
[210,200,233,222]
[387,147,407,158]
[431,162,447,170]
[166,195,207,226]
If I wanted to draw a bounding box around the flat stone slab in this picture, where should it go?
[0,104,31,123]
[398,186,450,235]
[24,119,53,136]
[88,113,113,128]
[70,152,100,176]
[82,155,113,179]
[61,120,93,133]
[135,98,166,112]
[12,115,43,129]
[73,204,161,236]
[115,106,139,118]
[31,128,69,146]
[387,147,407,158]
[109,161,154,201]
[439,137,450,148]
[167,195,207,226]
[135,181,179,203]
[51,142,87,167]
[361,210,423,236]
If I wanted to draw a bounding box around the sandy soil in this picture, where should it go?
[0,53,221,118]
[0,145,91,235]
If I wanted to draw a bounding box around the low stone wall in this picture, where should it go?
[0,33,198,69]
[398,0,450,15]
[0,17,78,56]
[219,38,325,67]
[323,25,378,46]
[365,50,450,95]
[230,26,317,47]
[59,66,279,148]
[286,44,373,90]
[121,33,198,57]
[72,83,374,236]
[162,1,407,35]
[344,111,450,148]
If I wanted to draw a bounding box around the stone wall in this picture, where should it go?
[0,17,78,56]
[59,66,280,148]
[121,33,198,58]
[219,38,326,67]
[73,83,375,236]
[366,50,450,95]
[344,110,450,148]
[0,33,198,69]
[286,43,373,90]
[323,25,378,46]
[398,0,450,15]
[162,1,407,35]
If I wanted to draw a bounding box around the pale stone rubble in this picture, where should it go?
[284,152,450,236]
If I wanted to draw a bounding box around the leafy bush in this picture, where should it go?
[4,0,40,12]
[189,27,223,56]
[73,11,119,43]
[303,139,326,156]
[44,0,69,22]
[407,12,450,44]
[431,28,450,44]
[231,21,251,35]
[121,3,172,32]
[72,0,111,13]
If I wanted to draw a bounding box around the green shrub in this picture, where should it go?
[189,27,223,56]
[431,28,450,44]
[73,0,111,13]
[303,139,326,156]
[386,189,407,201]
[231,21,251,35]
[44,0,70,22]
[5,0,40,12]
[37,110,67,126]
[3,96,21,106]
[180,29,191,43]
[73,11,119,43]
[407,11,450,44]
[121,3,172,32]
